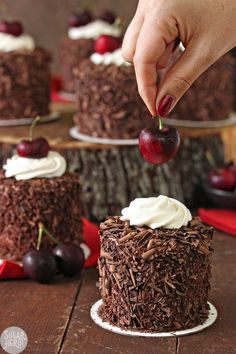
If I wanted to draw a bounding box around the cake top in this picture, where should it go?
[0,20,35,52]
[120,196,192,229]
[3,117,67,180]
[67,9,122,40]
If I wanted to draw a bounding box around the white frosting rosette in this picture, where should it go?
[120,195,192,229]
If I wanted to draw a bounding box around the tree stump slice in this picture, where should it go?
[64,134,223,221]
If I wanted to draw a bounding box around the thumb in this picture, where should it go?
[156,42,217,117]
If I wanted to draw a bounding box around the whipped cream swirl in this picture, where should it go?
[91,48,130,66]
[68,20,121,40]
[0,33,35,52]
[120,195,192,229]
[3,151,66,180]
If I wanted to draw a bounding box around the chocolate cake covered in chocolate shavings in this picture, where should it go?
[98,216,214,332]
[61,37,94,93]
[0,47,51,119]
[0,170,82,261]
[73,60,154,139]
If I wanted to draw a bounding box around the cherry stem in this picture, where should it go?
[36,223,44,250]
[29,116,40,141]
[205,150,215,168]
[38,223,59,244]
[159,116,164,131]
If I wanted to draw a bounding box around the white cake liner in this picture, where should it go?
[0,111,60,127]
[69,126,139,146]
[90,300,217,337]
[164,112,236,128]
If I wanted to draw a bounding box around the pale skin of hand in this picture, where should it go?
[122,0,236,116]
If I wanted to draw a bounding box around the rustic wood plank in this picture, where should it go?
[0,275,82,354]
[60,268,176,354]
[178,232,236,354]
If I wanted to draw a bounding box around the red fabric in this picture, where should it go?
[0,218,100,280]
[51,76,73,103]
[198,208,236,236]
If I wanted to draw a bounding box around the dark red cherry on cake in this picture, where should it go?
[208,167,236,191]
[98,10,116,24]
[94,35,122,54]
[0,20,23,37]
[139,123,180,164]
[17,137,50,158]
[23,249,57,283]
[68,9,92,28]
[16,117,50,158]
[53,243,85,278]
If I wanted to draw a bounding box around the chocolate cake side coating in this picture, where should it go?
[168,53,234,121]
[98,216,214,332]
[0,47,51,119]
[60,37,94,93]
[74,61,153,139]
[0,171,82,261]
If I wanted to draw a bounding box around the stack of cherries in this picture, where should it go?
[0,20,24,37]
[23,223,84,283]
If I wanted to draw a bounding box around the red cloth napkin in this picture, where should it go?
[0,218,100,280]
[199,208,236,236]
[51,76,74,104]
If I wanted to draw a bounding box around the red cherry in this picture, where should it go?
[98,10,116,24]
[208,167,236,191]
[139,125,180,164]
[17,137,50,159]
[9,21,24,37]
[68,10,92,28]
[53,243,85,278]
[94,35,122,54]
[0,21,23,37]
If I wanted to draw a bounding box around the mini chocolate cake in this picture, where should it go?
[61,37,93,93]
[74,60,152,139]
[98,216,214,332]
[167,53,234,121]
[0,171,82,261]
[0,47,51,120]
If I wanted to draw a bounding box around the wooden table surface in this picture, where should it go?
[0,230,235,354]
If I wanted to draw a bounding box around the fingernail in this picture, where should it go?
[157,95,175,118]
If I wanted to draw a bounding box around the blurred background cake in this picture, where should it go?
[0,19,51,120]
[73,38,152,139]
[61,8,122,93]
[0,137,82,261]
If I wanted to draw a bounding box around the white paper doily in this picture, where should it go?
[90,300,217,337]
[69,126,139,146]
[0,111,60,127]
[165,112,236,128]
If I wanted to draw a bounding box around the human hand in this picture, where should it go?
[122,0,236,116]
